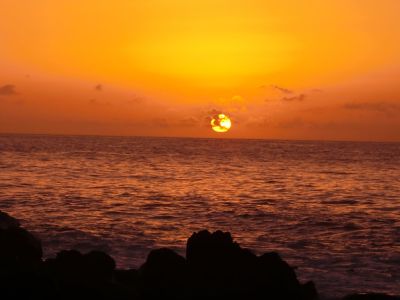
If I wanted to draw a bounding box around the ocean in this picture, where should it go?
[0,134,399,297]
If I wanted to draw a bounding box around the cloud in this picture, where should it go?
[0,84,17,96]
[206,108,222,117]
[202,108,229,128]
[95,84,103,91]
[178,116,199,128]
[281,94,306,102]
[271,85,293,94]
[265,93,307,102]
[263,85,308,103]
[343,102,400,114]
[127,95,145,104]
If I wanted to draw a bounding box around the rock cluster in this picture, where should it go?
[0,211,398,300]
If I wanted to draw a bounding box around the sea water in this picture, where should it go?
[0,134,399,297]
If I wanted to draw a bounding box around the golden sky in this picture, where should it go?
[1,0,400,141]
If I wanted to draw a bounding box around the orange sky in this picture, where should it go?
[1,0,400,141]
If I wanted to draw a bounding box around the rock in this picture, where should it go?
[0,217,44,299]
[0,210,20,230]
[114,269,139,286]
[186,230,317,299]
[44,249,85,285]
[186,230,245,278]
[1,216,394,300]
[42,249,124,299]
[0,226,42,269]
[44,249,116,285]
[83,250,116,283]
[301,281,319,300]
[186,230,240,264]
[256,251,300,289]
[343,294,400,300]
[139,248,188,298]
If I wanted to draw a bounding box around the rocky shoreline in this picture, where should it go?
[0,211,398,300]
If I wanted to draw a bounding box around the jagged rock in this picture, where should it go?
[343,294,400,300]
[43,250,85,285]
[42,249,124,299]
[114,269,139,286]
[139,248,188,299]
[0,226,42,269]
[0,210,20,230]
[44,249,116,284]
[186,230,317,299]
[186,230,240,264]
[0,212,395,300]
[84,250,116,282]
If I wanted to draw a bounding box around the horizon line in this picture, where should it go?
[1,131,399,144]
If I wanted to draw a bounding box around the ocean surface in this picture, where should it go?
[0,134,399,298]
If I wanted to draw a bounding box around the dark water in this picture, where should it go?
[0,134,399,298]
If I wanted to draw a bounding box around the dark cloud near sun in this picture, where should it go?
[95,84,103,91]
[206,108,222,117]
[264,93,307,103]
[263,84,309,103]
[0,84,18,96]
[271,85,293,94]
[281,94,306,102]
[200,108,226,127]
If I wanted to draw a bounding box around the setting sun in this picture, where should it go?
[211,114,232,133]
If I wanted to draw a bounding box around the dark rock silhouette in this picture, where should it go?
[343,294,400,300]
[0,211,398,300]
[41,249,124,299]
[44,249,116,284]
[0,211,43,299]
[139,248,188,299]
[186,230,316,299]
[0,215,42,270]
[0,211,20,230]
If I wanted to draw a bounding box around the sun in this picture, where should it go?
[211,114,232,133]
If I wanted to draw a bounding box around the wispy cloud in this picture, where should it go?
[271,85,293,94]
[343,102,400,114]
[281,94,306,102]
[0,84,17,96]
[263,84,309,103]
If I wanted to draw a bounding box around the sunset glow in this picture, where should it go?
[0,0,400,140]
[0,1,399,297]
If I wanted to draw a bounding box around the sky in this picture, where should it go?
[1,0,400,141]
